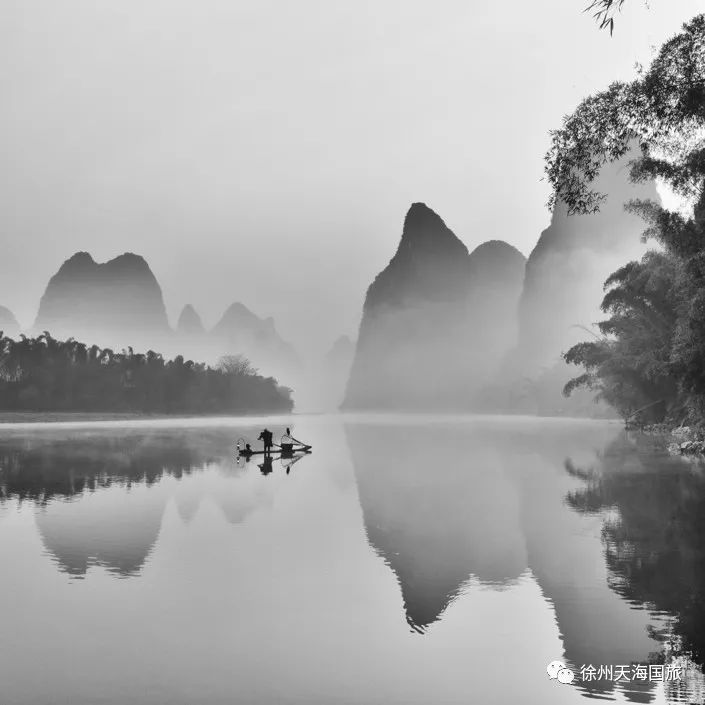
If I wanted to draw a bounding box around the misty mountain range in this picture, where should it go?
[34,251,171,347]
[0,306,19,339]
[0,154,655,413]
[1,250,320,387]
[343,203,525,409]
[343,152,657,414]
[508,154,657,376]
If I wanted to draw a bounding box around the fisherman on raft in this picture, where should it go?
[258,428,274,456]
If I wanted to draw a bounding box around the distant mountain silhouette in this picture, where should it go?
[172,304,208,361]
[502,152,659,414]
[30,254,300,387]
[326,334,355,368]
[211,302,301,379]
[343,203,525,410]
[0,305,20,337]
[282,334,355,412]
[322,335,355,409]
[34,252,170,351]
[176,304,206,337]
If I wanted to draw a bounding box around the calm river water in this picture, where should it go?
[0,414,703,705]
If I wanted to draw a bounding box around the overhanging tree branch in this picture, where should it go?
[585,0,627,35]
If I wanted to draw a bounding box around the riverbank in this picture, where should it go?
[666,426,705,456]
[0,411,148,424]
[0,411,294,425]
[637,423,705,456]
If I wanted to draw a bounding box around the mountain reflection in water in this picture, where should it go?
[345,418,705,702]
[0,416,703,704]
[347,422,527,632]
[0,426,284,577]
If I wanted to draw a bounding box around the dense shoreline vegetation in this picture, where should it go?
[549,15,705,428]
[0,332,293,415]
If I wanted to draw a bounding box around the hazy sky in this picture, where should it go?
[1,0,702,357]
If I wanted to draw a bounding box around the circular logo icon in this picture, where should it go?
[557,667,575,684]
[546,661,565,680]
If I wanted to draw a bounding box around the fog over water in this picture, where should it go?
[0,0,702,358]
[0,415,703,704]
[2,4,705,703]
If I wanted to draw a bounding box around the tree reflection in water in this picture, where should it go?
[0,432,220,504]
[564,433,705,694]
[0,427,277,577]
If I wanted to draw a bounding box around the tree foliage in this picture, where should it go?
[0,332,293,414]
[545,13,705,214]
[585,0,627,35]
[563,251,680,420]
[558,15,705,424]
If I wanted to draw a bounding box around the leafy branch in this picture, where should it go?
[585,0,628,35]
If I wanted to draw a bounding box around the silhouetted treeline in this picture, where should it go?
[0,332,293,414]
